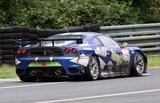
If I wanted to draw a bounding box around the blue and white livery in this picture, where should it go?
[15,32,147,82]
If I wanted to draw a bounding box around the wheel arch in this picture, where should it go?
[130,50,147,73]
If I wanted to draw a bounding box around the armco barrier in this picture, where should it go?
[101,23,160,56]
[0,23,160,65]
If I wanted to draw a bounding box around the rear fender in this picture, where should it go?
[130,50,147,73]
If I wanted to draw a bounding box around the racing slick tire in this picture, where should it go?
[18,69,36,82]
[131,52,146,76]
[19,75,36,82]
[85,56,100,80]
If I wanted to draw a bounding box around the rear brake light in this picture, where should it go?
[16,50,21,55]
[64,48,70,54]
[21,49,27,54]
[71,48,78,54]
[16,48,27,55]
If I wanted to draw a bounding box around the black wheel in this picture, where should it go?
[131,52,146,76]
[18,68,38,82]
[86,56,100,80]
[19,75,36,82]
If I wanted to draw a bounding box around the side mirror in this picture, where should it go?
[121,42,128,48]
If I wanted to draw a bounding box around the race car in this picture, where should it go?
[15,32,147,82]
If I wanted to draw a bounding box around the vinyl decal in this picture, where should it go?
[28,61,61,67]
[95,47,109,57]
[15,58,21,65]
[121,48,130,62]
[70,54,89,67]
[111,52,123,65]
[99,57,106,69]
[35,57,38,62]
[50,57,53,61]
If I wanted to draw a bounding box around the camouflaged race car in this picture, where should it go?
[15,32,147,82]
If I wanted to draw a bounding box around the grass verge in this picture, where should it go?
[148,56,160,68]
[0,65,17,79]
[0,56,159,79]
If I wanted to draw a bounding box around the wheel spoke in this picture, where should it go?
[89,57,99,79]
[136,55,144,74]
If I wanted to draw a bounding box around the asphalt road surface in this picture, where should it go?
[0,68,160,103]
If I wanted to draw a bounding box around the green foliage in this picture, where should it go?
[0,0,159,29]
[148,56,160,68]
[0,65,17,79]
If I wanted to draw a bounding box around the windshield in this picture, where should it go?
[41,33,85,47]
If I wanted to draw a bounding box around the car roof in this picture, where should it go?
[48,32,112,44]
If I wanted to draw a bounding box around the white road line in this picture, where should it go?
[36,88,160,103]
[0,82,67,90]
[142,73,151,76]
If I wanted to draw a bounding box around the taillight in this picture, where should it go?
[64,48,78,54]
[71,48,78,54]
[64,48,70,54]
[21,49,27,54]
[16,48,27,55]
[16,50,21,55]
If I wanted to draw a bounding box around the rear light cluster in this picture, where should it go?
[16,48,28,55]
[64,48,78,54]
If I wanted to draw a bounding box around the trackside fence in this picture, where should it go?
[0,23,160,65]
[0,25,100,65]
[101,23,160,56]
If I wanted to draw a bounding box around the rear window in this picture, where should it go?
[41,33,85,47]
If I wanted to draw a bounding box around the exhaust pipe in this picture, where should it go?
[30,70,37,76]
[55,68,63,76]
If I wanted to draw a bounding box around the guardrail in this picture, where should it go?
[0,23,160,65]
[101,23,160,56]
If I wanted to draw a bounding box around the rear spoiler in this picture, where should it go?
[12,35,83,48]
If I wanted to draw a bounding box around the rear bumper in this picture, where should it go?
[16,56,87,76]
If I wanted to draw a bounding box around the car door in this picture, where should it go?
[97,35,125,74]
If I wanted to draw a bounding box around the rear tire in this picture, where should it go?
[131,52,146,76]
[85,56,100,80]
[18,70,36,82]
[19,75,36,82]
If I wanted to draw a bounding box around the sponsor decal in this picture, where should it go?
[70,54,89,67]
[50,57,53,61]
[98,58,106,69]
[111,52,123,65]
[121,48,130,62]
[83,47,93,50]
[42,62,46,67]
[95,47,109,57]
[15,58,21,65]
[35,57,38,62]
[121,48,129,55]
[28,61,61,67]
[101,72,109,77]
[79,43,89,47]
[24,45,30,47]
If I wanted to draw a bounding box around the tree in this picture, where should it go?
[0,0,159,28]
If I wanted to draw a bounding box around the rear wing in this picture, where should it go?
[12,35,83,48]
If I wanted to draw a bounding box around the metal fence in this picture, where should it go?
[101,23,160,56]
